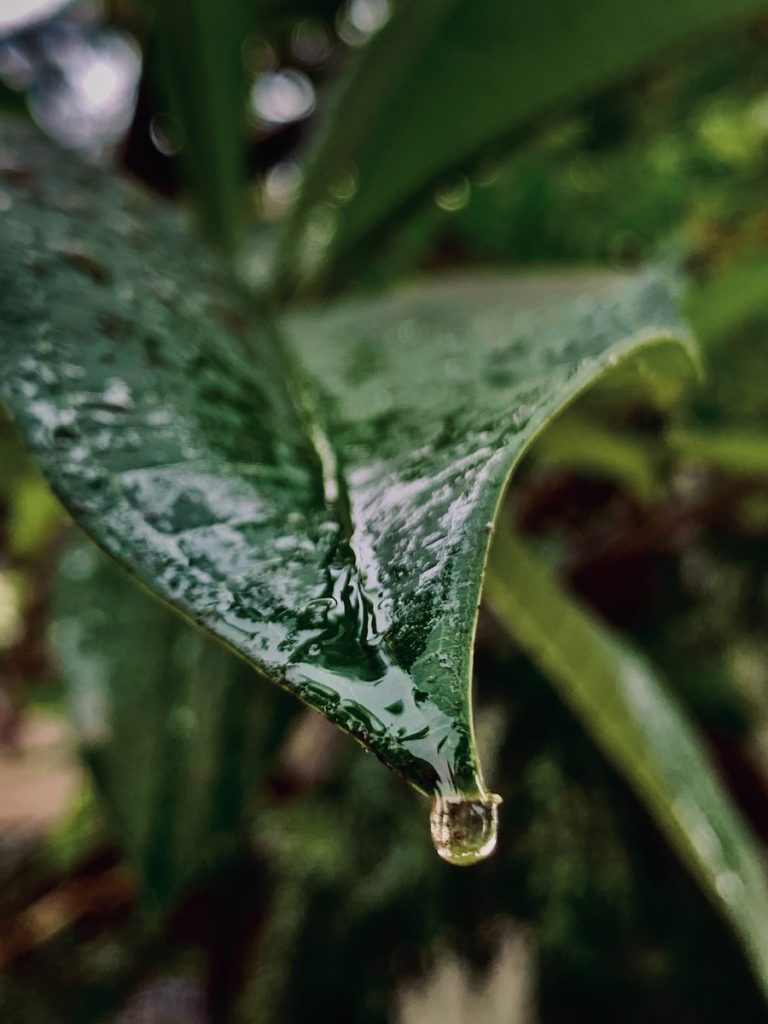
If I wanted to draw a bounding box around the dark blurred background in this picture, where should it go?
[5,2,768,1022]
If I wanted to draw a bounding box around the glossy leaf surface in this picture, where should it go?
[54,539,293,909]
[278,0,768,290]
[485,524,768,995]
[0,121,695,803]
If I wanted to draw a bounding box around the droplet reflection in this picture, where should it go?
[429,792,502,867]
[250,68,315,127]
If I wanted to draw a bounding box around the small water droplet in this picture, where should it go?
[429,792,501,867]
[715,870,743,905]
[102,378,133,410]
[434,175,470,212]
[167,705,197,735]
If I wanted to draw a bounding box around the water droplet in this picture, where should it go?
[250,69,315,127]
[101,378,133,410]
[149,113,183,156]
[291,19,332,66]
[429,792,501,867]
[715,870,743,905]
[337,0,391,46]
[434,175,470,213]
[167,705,197,735]
[328,164,359,204]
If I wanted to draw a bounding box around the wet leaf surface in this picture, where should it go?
[0,121,695,809]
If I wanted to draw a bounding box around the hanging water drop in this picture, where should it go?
[429,791,501,866]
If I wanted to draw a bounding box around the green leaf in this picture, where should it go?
[0,123,695,835]
[670,428,768,476]
[531,414,663,504]
[485,523,768,996]
[54,538,293,909]
[277,0,767,291]
[687,257,768,350]
[143,0,252,249]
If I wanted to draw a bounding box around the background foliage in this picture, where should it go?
[4,1,768,1022]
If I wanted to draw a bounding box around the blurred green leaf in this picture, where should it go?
[143,0,252,249]
[688,257,768,349]
[54,539,294,909]
[485,522,768,997]
[0,121,695,824]
[278,0,767,291]
[670,428,768,476]
[8,473,64,557]
[532,415,663,504]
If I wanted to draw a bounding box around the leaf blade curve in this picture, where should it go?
[0,121,696,802]
[485,524,768,996]
[277,0,768,291]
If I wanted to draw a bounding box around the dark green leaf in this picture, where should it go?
[143,0,252,248]
[0,123,695,851]
[54,539,293,909]
[485,523,768,996]
[277,0,767,291]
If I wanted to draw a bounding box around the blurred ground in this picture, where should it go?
[0,711,81,832]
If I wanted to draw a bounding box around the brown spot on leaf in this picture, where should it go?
[96,312,128,339]
[144,335,167,369]
[0,164,38,195]
[61,245,110,284]
[209,303,248,340]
